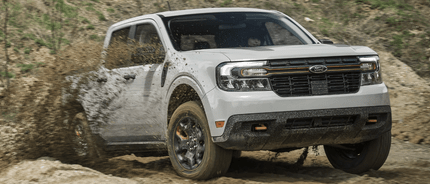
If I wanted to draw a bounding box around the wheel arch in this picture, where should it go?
[63,99,87,124]
[165,75,214,128]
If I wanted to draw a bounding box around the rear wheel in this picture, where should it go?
[324,131,391,173]
[232,150,242,158]
[70,112,103,161]
[167,101,233,180]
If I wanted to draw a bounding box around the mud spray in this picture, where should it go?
[0,38,169,170]
[0,41,105,168]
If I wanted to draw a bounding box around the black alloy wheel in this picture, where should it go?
[73,122,90,157]
[70,112,101,160]
[174,116,206,169]
[167,101,233,180]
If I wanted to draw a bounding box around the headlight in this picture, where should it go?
[216,61,271,91]
[360,62,377,71]
[359,56,382,85]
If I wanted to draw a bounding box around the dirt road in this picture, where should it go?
[1,139,429,184]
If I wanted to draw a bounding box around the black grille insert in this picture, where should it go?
[286,115,357,129]
[270,72,360,97]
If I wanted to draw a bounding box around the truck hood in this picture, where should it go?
[197,44,377,61]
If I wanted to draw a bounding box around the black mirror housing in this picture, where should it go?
[319,39,334,44]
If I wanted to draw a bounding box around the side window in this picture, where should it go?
[131,24,165,65]
[105,27,131,69]
[265,22,303,45]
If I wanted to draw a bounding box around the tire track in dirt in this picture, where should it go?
[3,139,425,184]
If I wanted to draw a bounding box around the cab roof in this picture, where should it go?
[109,8,277,29]
[157,7,276,17]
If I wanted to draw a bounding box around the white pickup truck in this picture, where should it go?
[65,8,391,180]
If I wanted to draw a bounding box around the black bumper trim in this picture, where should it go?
[212,106,391,151]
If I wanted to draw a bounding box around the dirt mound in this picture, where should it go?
[0,157,138,184]
[378,51,430,145]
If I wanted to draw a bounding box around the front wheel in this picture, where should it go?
[167,101,233,180]
[324,131,391,174]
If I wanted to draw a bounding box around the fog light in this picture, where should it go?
[253,124,267,131]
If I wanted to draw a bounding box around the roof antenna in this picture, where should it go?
[167,1,172,11]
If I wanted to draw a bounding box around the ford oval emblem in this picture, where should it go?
[309,65,328,74]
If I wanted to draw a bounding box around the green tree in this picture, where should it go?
[46,0,78,54]
[1,0,11,89]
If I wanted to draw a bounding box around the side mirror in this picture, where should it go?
[319,39,334,44]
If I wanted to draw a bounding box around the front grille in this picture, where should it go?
[267,56,361,97]
[286,115,357,129]
[270,72,361,97]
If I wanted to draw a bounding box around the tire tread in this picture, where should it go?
[167,101,232,180]
[324,131,391,174]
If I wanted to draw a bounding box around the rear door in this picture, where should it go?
[101,21,167,146]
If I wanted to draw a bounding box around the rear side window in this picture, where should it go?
[131,24,165,65]
[105,27,131,69]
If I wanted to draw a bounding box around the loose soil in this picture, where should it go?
[1,139,430,184]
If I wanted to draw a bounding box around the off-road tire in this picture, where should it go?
[324,131,391,174]
[167,101,233,180]
[70,112,104,162]
[232,150,242,158]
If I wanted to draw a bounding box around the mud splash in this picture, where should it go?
[0,37,170,168]
[0,40,105,166]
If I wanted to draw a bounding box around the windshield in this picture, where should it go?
[161,12,314,51]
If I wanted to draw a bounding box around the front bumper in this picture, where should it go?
[203,83,390,137]
[212,105,391,150]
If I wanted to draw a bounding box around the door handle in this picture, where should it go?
[97,78,107,83]
[124,74,136,80]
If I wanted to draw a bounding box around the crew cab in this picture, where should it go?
[65,8,391,180]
